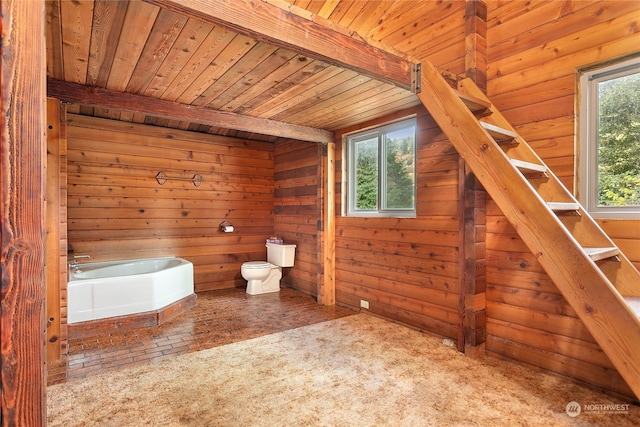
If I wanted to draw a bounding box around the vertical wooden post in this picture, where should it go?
[458,163,487,355]
[319,142,336,305]
[458,0,487,356]
[1,0,47,424]
[464,0,487,90]
[46,98,62,362]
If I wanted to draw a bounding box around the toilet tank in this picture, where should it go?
[266,242,296,267]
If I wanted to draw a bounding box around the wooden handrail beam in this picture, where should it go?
[47,79,334,144]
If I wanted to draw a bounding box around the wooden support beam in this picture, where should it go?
[319,142,336,305]
[46,98,63,362]
[458,0,488,356]
[458,159,487,356]
[464,0,487,90]
[144,0,420,92]
[1,0,47,424]
[47,79,334,144]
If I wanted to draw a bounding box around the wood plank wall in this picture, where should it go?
[335,107,462,339]
[66,114,275,293]
[484,0,639,397]
[331,0,467,340]
[332,0,467,341]
[273,140,324,297]
[52,0,639,401]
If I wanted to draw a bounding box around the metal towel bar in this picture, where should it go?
[155,171,203,187]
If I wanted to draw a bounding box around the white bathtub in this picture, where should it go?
[67,257,194,324]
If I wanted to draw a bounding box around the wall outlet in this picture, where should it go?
[360,299,369,309]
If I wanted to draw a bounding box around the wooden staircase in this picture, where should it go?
[416,60,640,399]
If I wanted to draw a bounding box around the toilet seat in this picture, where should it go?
[242,261,272,269]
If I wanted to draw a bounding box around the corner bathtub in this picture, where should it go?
[67,257,194,324]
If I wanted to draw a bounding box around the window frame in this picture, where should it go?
[577,56,640,219]
[345,117,417,218]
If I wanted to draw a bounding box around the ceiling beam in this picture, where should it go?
[47,79,334,144]
[144,0,421,93]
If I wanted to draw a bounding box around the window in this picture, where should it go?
[346,118,416,217]
[578,56,640,219]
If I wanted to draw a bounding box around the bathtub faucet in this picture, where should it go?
[69,255,91,270]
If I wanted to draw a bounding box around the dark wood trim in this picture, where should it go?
[457,159,466,352]
[458,0,488,355]
[464,0,488,91]
[47,79,334,144]
[458,161,487,355]
[1,0,47,424]
[144,0,420,92]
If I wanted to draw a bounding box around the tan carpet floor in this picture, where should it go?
[47,313,639,426]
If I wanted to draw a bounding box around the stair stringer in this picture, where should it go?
[416,60,640,399]
[456,77,640,298]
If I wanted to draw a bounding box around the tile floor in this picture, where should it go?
[47,287,356,386]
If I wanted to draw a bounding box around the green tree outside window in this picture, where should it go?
[348,118,416,217]
[597,72,640,207]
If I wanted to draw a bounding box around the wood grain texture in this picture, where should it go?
[66,115,276,292]
[419,56,640,398]
[483,0,640,397]
[31,0,640,405]
[273,140,324,297]
[46,98,64,362]
[320,142,336,305]
[1,0,47,424]
[145,0,419,91]
[334,107,462,339]
[458,0,488,353]
[48,79,333,144]
[45,0,422,136]
[480,0,640,398]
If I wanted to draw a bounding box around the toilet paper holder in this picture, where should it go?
[219,220,234,233]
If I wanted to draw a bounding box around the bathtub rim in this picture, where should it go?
[68,256,192,281]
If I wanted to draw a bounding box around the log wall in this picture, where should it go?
[331,0,639,398]
[335,107,462,339]
[273,140,324,296]
[66,114,275,292]
[332,0,467,341]
[55,0,640,400]
[484,0,639,397]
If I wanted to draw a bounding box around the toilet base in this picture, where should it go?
[245,268,282,295]
[246,280,280,295]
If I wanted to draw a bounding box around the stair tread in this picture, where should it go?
[547,202,580,211]
[480,121,518,143]
[456,91,492,116]
[583,247,620,261]
[419,64,640,398]
[510,159,547,173]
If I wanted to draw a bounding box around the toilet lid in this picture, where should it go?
[242,261,272,269]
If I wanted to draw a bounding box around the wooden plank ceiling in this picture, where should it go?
[46,0,427,143]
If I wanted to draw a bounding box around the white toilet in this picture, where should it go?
[241,242,296,295]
